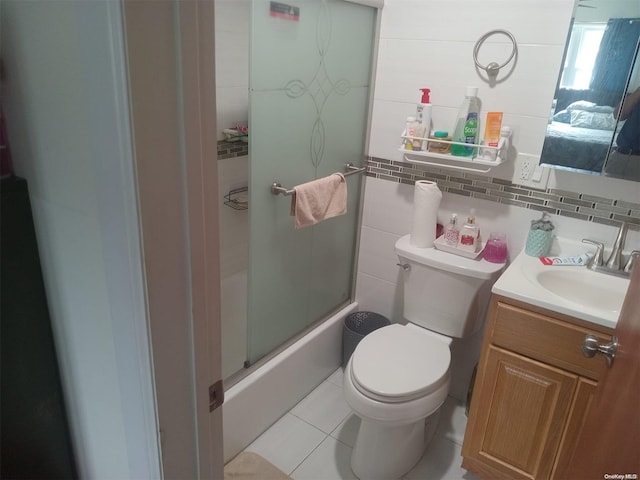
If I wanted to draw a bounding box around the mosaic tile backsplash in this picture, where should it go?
[366,157,640,227]
[218,140,248,160]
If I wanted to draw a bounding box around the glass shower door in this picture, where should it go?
[247,0,377,365]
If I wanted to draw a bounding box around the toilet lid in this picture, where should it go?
[351,324,451,402]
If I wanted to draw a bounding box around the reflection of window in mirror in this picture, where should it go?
[561,23,607,89]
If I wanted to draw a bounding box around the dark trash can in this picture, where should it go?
[342,311,391,369]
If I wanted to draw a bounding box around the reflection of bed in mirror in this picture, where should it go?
[540,88,619,173]
[541,121,613,173]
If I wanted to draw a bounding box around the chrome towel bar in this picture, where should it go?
[271,163,366,196]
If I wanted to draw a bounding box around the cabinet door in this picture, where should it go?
[551,378,597,479]
[464,346,577,479]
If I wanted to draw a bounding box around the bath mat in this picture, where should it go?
[224,451,292,480]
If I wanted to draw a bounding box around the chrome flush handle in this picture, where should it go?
[582,334,618,368]
[396,263,411,271]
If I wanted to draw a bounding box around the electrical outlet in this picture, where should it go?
[519,159,533,180]
[514,154,550,189]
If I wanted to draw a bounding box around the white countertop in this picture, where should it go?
[492,238,630,329]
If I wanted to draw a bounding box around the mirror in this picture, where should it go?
[540,0,640,181]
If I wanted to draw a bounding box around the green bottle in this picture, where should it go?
[451,87,480,157]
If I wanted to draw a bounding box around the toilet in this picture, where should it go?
[344,234,504,479]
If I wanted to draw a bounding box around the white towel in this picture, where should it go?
[290,173,347,229]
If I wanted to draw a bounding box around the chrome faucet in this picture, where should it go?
[605,222,627,270]
[582,222,636,278]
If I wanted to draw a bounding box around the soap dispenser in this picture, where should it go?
[444,213,460,246]
[416,88,432,149]
[459,210,480,252]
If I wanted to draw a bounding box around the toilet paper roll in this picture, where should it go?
[410,181,442,247]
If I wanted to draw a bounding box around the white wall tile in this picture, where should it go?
[361,176,415,234]
[354,272,403,322]
[215,30,249,88]
[368,99,411,161]
[215,0,250,33]
[216,86,249,135]
[357,226,403,284]
[215,0,250,139]
[381,0,573,46]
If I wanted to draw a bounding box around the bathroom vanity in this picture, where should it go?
[461,295,613,479]
[462,241,628,479]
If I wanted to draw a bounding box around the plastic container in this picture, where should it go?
[342,311,391,368]
[451,86,481,157]
[428,131,451,153]
[404,116,417,150]
[417,88,432,149]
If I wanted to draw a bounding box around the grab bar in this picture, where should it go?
[271,163,366,196]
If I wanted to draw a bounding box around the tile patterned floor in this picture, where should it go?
[243,368,481,479]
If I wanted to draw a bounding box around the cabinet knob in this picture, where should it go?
[582,334,618,368]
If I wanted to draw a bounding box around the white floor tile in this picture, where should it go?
[291,437,357,480]
[245,413,325,475]
[243,375,475,480]
[436,396,469,446]
[326,368,344,387]
[291,381,353,434]
[330,413,360,448]
[404,436,477,480]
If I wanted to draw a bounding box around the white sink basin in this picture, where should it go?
[492,239,631,328]
[534,269,628,320]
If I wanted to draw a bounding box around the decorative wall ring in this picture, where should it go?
[473,30,518,77]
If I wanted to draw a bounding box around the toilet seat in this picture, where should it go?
[351,324,451,403]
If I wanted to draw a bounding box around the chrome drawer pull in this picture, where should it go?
[582,334,618,368]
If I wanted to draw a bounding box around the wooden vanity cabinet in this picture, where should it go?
[461,295,613,480]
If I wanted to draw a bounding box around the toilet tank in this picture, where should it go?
[395,235,504,338]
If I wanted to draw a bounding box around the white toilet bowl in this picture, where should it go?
[343,234,504,479]
[343,323,451,479]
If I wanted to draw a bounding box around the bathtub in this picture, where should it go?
[222,302,358,462]
[221,269,247,379]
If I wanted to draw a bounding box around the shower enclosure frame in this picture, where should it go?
[223,0,383,389]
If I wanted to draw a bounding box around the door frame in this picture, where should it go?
[123,0,222,477]
[177,1,224,477]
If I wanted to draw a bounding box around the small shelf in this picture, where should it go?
[224,187,248,210]
[399,128,512,173]
[223,128,248,143]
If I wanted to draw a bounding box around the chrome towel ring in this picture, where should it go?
[473,29,518,77]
